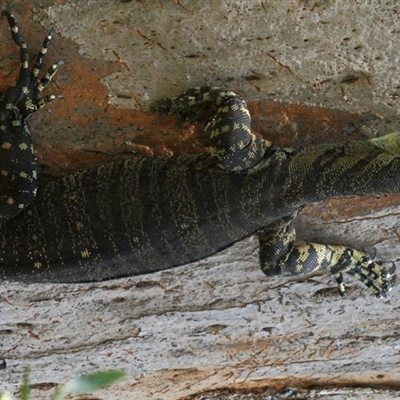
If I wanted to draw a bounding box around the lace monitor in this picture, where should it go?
[0,11,399,298]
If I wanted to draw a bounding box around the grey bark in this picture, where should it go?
[2,1,400,399]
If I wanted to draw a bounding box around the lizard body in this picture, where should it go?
[0,12,398,297]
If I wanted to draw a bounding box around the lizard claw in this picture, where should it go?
[0,11,64,121]
[336,260,397,298]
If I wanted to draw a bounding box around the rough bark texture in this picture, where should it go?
[1,1,400,399]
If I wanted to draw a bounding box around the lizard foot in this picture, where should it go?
[0,11,64,121]
[152,86,220,124]
[334,261,396,298]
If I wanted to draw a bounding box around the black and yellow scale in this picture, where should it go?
[0,11,399,297]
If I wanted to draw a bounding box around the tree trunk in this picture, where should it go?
[1,1,400,399]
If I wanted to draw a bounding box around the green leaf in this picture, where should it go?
[20,367,30,400]
[54,370,126,400]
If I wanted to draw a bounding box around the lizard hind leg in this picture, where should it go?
[259,214,396,298]
[153,86,273,171]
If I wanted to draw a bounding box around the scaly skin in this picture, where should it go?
[0,13,398,298]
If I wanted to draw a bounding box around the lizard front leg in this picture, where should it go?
[0,11,64,223]
[153,86,273,171]
[259,213,396,298]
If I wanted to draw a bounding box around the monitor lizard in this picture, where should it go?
[0,11,399,298]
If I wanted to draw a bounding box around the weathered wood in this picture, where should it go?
[2,1,400,399]
[2,202,400,399]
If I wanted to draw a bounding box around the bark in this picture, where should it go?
[1,1,400,399]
